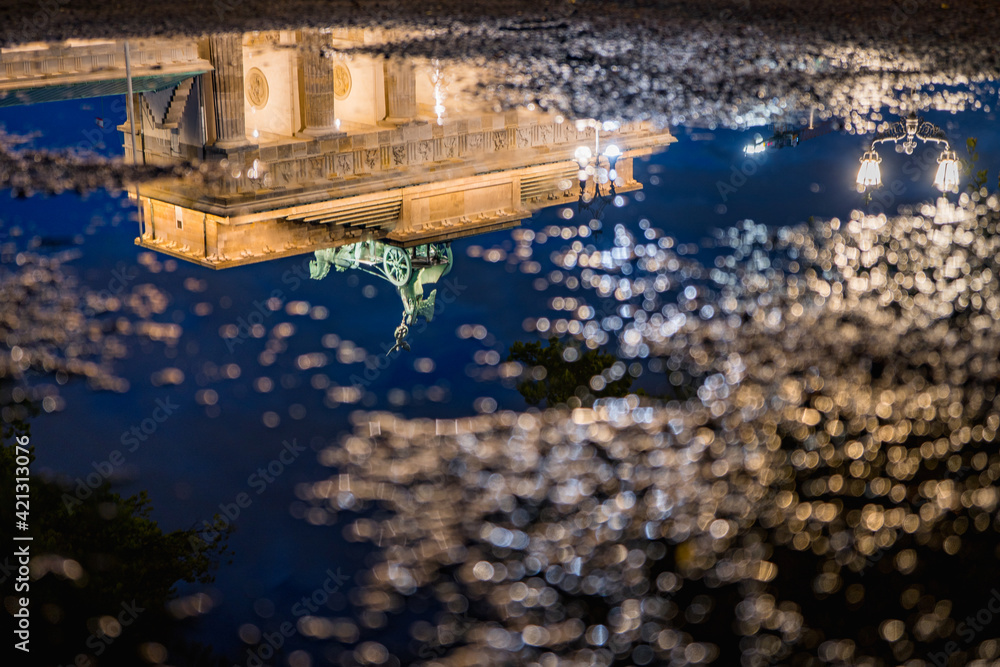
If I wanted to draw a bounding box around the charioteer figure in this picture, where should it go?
[309,239,453,353]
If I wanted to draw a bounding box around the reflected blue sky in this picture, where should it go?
[3,89,999,660]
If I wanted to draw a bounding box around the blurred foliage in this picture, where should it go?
[964,137,989,191]
[507,337,633,407]
[1,416,231,666]
[1,378,38,442]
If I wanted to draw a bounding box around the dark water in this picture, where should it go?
[3,30,1000,667]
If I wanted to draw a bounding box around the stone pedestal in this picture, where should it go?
[208,34,249,148]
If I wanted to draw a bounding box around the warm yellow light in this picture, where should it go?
[857,150,882,188]
[933,150,960,192]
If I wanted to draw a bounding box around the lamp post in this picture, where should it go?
[856,112,959,193]
[573,128,623,229]
[575,122,622,201]
[568,119,632,233]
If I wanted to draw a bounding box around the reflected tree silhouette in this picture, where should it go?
[507,337,633,407]
[1,430,232,666]
[963,137,990,192]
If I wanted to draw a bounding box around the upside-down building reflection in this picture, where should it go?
[1,30,676,266]
[1,30,675,350]
[98,29,675,268]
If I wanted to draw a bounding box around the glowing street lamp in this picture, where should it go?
[575,131,620,194]
[574,145,594,185]
[856,112,955,194]
[572,121,626,226]
[933,150,960,193]
[603,144,621,181]
[857,150,882,188]
[744,133,766,155]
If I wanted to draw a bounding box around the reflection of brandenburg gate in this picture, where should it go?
[1,30,676,268]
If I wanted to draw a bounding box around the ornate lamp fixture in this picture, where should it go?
[857,150,882,188]
[569,120,629,230]
[933,150,960,192]
[575,123,622,199]
[574,143,621,227]
[857,112,957,193]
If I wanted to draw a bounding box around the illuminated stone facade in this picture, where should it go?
[8,30,676,269]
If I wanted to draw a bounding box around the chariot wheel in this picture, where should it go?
[433,243,453,276]
[383,245,412,286]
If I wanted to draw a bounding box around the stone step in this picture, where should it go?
[159,78,195,129]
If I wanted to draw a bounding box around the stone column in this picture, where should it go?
[615,156,636,186]
[208,33,248,148]
[298,32,340,138]
[383,59,417,122]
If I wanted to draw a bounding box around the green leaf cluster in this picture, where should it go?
[507,337,633,407]
[964,137,989,191]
